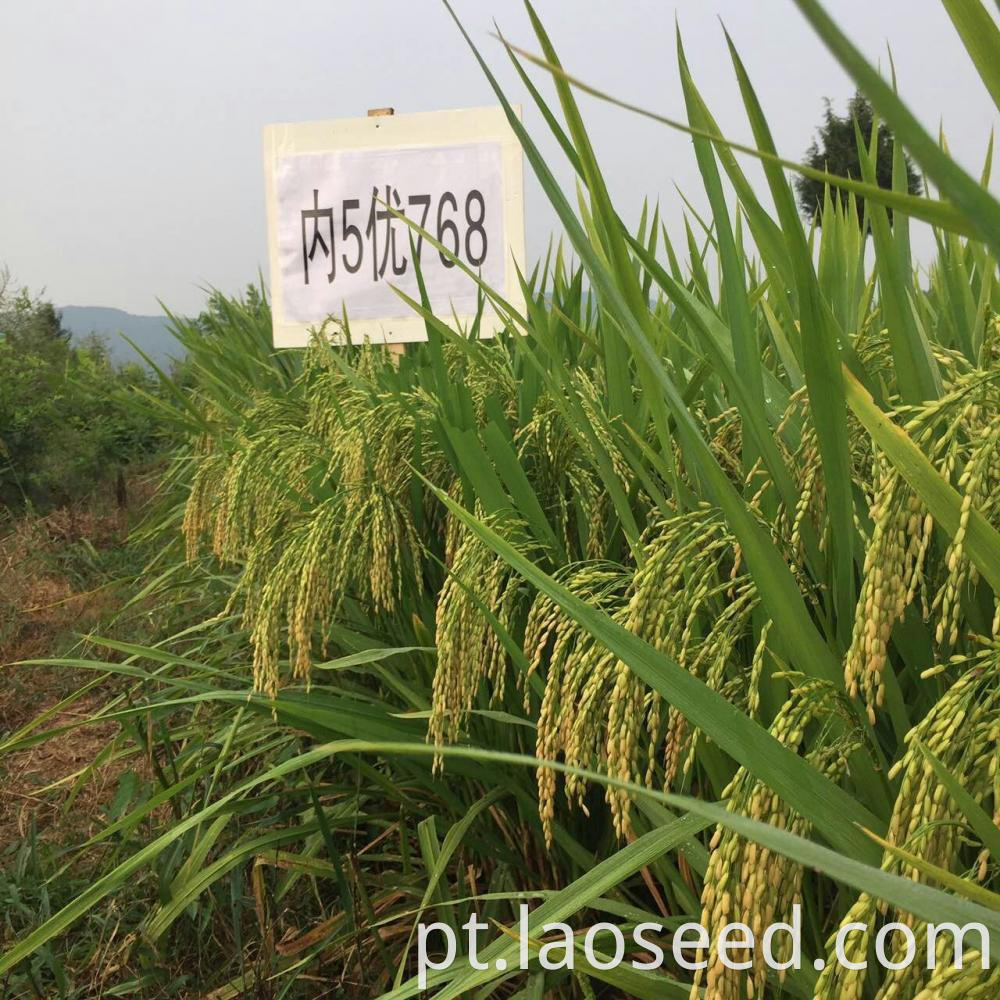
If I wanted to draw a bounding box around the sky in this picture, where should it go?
[2,0,998,316]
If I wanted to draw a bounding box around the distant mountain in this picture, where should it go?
[58,306,181,368]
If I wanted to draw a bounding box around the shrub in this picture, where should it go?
[0,276,162,515]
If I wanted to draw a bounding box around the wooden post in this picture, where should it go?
[368,107,406,366]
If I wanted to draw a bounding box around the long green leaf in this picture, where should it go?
[844,369,1000,592]
[420,473,883,859]
[919,743,1000,861]
[940,0,1000,113]
[790,0,1000,256]
[496,38,982,240]
[450,2,852,703]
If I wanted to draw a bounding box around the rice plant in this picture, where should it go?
[2,0,999,997]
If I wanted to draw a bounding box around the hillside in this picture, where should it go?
[59,305,179,367]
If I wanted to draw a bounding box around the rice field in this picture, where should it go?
[2,1,999,997]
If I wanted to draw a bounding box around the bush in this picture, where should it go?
[0,274,162,515]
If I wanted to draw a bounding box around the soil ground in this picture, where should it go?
[0,487,152,847]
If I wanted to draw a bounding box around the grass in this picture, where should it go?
[0,473,197,998]
[1,0,999,997]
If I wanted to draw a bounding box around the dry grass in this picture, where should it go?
[0,481,154,848]
[0,685,121,846]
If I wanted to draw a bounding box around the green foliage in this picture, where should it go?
[795,90,923,225]
[0,275,163,514]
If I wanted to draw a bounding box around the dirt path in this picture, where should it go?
[0,506,136,846]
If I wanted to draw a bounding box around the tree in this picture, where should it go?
[0,272,162,514]
[795,91,922,226]
[0,269,71,361]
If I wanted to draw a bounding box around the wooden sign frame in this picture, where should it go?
[262,105,525,348]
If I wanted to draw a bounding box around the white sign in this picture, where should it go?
[262,107,525,347]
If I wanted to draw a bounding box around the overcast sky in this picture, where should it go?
[2,1,998,316]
